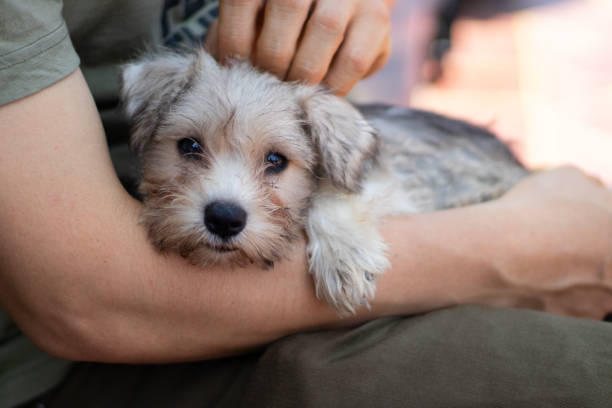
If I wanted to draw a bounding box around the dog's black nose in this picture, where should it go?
[204,201,247,239]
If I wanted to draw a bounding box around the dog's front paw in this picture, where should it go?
[308,239,390,315]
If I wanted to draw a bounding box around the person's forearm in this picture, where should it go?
[62,203,512,363]
[378,208,503,314]
[72,173,608,363]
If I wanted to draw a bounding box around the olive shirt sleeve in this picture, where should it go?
[0,0,80,106]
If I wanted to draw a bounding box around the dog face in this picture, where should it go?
[121,50,379,267]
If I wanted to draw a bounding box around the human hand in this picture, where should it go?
[488,166,612,320]
[205,0,393,95]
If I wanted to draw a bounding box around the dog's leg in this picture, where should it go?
[306,183,391,315]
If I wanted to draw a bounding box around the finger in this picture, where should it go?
[363,30,391,78]
[323,5,390,95]
[584,171,605,187]
[287,0,355,85]
[254,0,313,79]
[218,0,264,62]
[204,20,219,59]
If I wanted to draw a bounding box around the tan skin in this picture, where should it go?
[0,1,611,364]
[205,0,396,95]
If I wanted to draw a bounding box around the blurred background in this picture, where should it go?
[351,0,612,185]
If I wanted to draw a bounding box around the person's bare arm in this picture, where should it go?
[1,70,611,364]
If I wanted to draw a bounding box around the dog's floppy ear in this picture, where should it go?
[120,51,198,155]
[299,89,379,192]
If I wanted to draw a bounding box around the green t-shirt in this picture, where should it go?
[0,0,217,405]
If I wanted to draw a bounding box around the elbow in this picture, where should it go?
[24,318,96,362]
[13,296,125,362]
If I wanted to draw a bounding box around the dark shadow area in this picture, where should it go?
[109,142,142,200]
[459,0,571,19]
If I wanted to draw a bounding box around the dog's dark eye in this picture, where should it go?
[265,152,288,174]
[177,138,202,158]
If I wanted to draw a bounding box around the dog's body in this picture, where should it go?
[306,106,527,312]
[120,49,527,314]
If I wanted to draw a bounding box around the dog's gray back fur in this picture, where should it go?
[361,105,527,211]
[303,105,528,313]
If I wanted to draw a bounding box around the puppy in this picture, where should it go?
[120,48,527,314]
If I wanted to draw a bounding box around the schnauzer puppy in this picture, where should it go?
[120,49,527,314]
